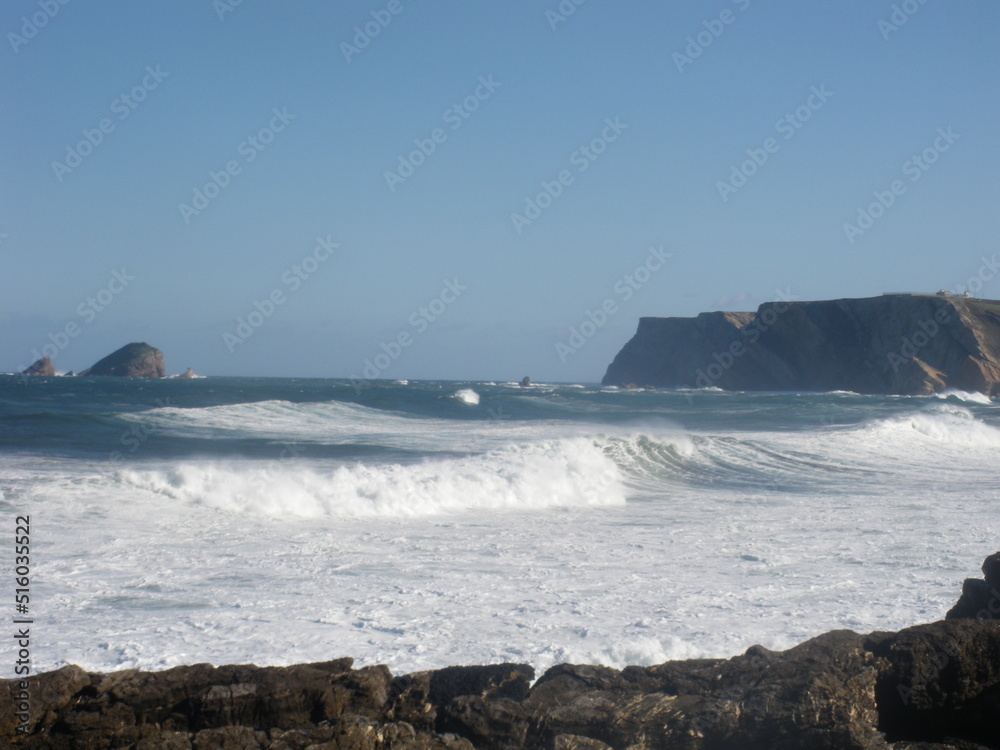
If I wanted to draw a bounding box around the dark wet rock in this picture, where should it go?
[983,553,1000,589]
[79,342,165,378]
[870,620,1000,748]
[731,630,882,750]
[553,736,613,750]
[0,664,89,738]
[20,356,55,376]
[429,664,533,707]
[946,579,1000,621]
[439,696,530,749]
[525,664,633,712]
[521,633,882,750]
[947,552,1000,621]
[387,664,534,736]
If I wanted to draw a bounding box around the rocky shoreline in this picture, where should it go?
[4,556,1000,749]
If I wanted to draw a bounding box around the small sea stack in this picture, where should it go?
[20,356,55,376]
[79,342,165,378]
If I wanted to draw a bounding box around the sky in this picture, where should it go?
[2,1,998,382]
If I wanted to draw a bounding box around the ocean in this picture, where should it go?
[1,375,998,679]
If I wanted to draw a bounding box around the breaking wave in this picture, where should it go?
[118,437,625,518]
[855,404,1000,448]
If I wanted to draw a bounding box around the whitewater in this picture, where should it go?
[1,376,998,679]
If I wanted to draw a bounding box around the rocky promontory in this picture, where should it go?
[20,356,55,377]
[4,555,1000,748]
[79,342,165,379]
[603,294,1000,396]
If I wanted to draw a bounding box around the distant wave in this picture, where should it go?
[932,388,992,405]
[120,399,411,438]
[855,404,1000,448]
[602,430,869,494]
[452,388,480,406]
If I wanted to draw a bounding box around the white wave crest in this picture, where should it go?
[118,438,625,518]
[861,404,1000,448]
[122,399,419,440]
[452,388,480,406]
[933,388,993,405]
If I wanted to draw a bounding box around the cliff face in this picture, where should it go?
[79,342,165,378]
[602,295,1000,396]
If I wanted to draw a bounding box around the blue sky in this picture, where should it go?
[2,0,998,381]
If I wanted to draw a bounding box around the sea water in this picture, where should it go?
[1,375,997,678]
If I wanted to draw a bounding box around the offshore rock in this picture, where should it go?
[20,356,55,376]
[79,342,165,378]
[603,295,1000,396]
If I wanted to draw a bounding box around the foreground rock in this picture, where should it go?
[79,342,165,378]
[602,294,1000,396]
[946,551,1000,621]
[20,356,55,376]
[5,556,1000,749]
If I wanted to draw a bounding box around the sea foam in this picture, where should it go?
[119,438,625,518]
[452,388,480,406]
